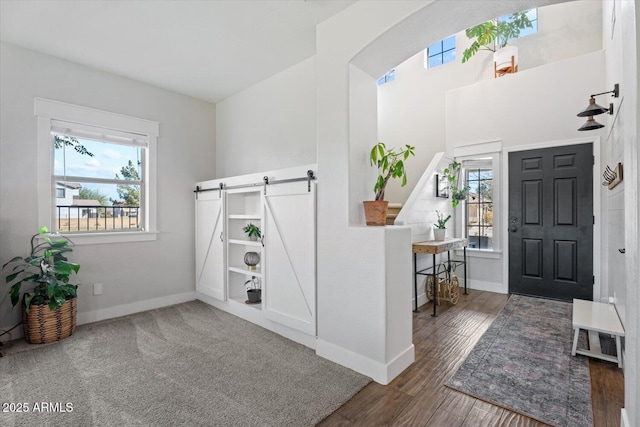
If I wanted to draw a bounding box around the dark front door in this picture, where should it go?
[508,143,593,301]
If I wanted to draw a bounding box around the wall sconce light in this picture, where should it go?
[577,84,619,131]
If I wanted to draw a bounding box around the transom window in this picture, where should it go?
[498,9,538,44]
[425,35,456,69]
[377,69,396,85]
[466,168,493,250]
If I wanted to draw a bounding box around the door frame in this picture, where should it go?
[501,136,603,301]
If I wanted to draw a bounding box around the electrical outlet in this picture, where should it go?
[608,296,615,304]
[93,283,103,296]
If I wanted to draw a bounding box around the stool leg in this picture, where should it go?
[571,328,580,356]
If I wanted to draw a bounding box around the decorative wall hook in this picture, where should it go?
[602,163,623,189]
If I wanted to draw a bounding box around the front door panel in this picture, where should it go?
[508,143,593,301]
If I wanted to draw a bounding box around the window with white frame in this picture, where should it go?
[465,165,493,249]
[454,144,502,254]
[35,98,158,244]
[425,35,456,69]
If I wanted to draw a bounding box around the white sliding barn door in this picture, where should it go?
[195,191,225,301]
[263,182,316,335]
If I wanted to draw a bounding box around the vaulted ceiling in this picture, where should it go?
[0,0,356,103]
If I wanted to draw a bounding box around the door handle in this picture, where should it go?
[220,232,224,242]
[509,225,518,233]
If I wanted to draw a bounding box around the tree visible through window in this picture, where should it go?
[466,168,493,249]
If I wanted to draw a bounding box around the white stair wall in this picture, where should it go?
[394,152,455,242]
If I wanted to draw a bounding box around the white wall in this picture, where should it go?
[378,0,602,204]
[215,57,316,178]
[602,1,640,425]
[0,42,216,331]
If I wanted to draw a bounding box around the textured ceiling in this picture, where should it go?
[0,0,356,103]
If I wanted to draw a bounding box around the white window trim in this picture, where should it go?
[453,141,502,255]
[35,98,159,245]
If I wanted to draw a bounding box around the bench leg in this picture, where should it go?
[616,335,623,368]
[571,327,580,356]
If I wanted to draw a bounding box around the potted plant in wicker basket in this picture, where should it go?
[2,226,80,344]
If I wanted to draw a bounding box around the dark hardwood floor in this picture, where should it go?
[318,290,624,427]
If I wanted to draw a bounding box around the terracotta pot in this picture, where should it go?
[363,201,389,226]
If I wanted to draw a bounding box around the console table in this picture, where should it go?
[412,238,468,317]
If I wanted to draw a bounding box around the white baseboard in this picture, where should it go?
[2,292,198,341]
[77,292,197,325]
[466,279,506,294]
[316,338,414,385]
[620,408,629,427]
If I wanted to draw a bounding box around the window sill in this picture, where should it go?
[39,230,158,246]
[456,249,502,259]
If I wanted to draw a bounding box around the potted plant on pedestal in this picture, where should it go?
[2,226,80,344]
[433,210,451,241]
[461,10,534,77]
[364,142,415,226]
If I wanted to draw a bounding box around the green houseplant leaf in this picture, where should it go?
[369,142,415,201]
[2,227,80,313]
[462,11,533,63]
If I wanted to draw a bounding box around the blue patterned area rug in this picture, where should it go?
[446,295,593,427]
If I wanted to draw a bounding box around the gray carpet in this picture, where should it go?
[0,300,370,426]
[446,295,593,427]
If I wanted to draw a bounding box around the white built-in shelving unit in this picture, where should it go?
[195,165,317,347]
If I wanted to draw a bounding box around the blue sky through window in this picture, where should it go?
[498,9,538,44]
[54,136,142,203]
[426,35,456,68]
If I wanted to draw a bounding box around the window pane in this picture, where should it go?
[442,35,456,52]
[519,24,537,39]
[442,48,456,64]
[54,134,143,181]
[55,181,141,232]
[428,40,443,56]
[428,55,442,68]
[525,9,537,21]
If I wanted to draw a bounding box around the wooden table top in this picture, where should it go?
[412,238,468,254]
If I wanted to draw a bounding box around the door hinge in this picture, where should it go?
[593,155,595,165]
[593,275,595,284]
[593,216,595,225]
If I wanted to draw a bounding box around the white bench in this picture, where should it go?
[571,299,624,368]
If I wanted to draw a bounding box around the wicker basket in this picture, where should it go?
[22,297,77,344]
